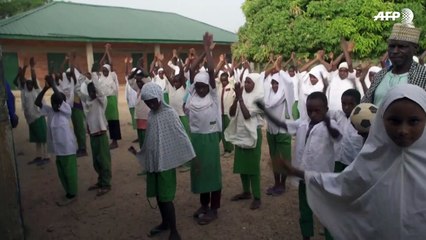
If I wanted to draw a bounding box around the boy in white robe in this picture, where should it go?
[257,91,341,239]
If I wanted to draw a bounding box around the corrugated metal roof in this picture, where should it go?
[0,2,237,44]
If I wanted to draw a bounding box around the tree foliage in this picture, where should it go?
[0,0,51,19]
[233,0,426,62]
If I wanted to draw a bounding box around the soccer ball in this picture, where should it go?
[350,103,378,133]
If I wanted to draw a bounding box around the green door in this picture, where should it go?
[47,53,67,74]
[131,53,143,68]
[179,52,188,62]
[3,52,19,90]
[147,53,154,73]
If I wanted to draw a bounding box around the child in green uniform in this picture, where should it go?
[16,58,49,165]
[185,33,223,225]
[225,73,264,209]
[35,75,78,206]
[130,82,195,240]
[77,73,112,196]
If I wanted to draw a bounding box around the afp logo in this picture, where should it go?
[373,8,414,23]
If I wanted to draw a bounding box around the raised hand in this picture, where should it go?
[219,54,225,62]
[316,50,325,60]
[328,52,334,60]
[203,32,213,50]
[290,52,296,60]
[347,40,355,53]
[234,82,243,100]
[29,57,35,67]
[172,49,178,57]
[124,57,128,64]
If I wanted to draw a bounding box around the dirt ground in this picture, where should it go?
[11,87,326,240]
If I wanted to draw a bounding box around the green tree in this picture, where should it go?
[233,0,426,62]
[0,0,51,19]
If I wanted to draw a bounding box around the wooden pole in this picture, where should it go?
[0,45,25,239]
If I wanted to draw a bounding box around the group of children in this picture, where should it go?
[13,29,426,239]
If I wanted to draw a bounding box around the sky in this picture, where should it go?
[60,0,246,33]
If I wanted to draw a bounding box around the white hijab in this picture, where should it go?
[264,73,286,108]
[225,73,264,148]
[298,65,326,120]
[364,66,382,89]
[305,84,426,240]
[186,71,221,133]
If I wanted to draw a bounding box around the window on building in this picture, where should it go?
[131,53,143,68]
[47,53,67,74]
[3,52,19,90]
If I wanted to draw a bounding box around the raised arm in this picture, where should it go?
[203,32,216,88]
[13,67,23,89]
[330,53,344,71]
[189,51,207,84]
[380,52,388,69]
[214,54,226,79]
[35,76,52,108]
[298,52,320,73]
[342,38,354,73]
[264,53,275,71]
[317,50,333,72]
[358,62,371,94]
[29,57,39,89]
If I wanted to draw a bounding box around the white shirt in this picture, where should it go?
[216,81,235,115]
[329,110,363,165]
[153,75,168,92]
[167,84,186,116]
[186,86,221,134]
[98,71,119,97]
[84,96,108,135]
[287,119,341,173]
[21,87,43,124]
[41,102,77,156]
[326,71,356,111]
[125,79,138,108]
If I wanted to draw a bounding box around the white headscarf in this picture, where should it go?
[338,62,349,69]
[305,84,426,239]
[138,82,195,172]
[364,66,382,89]
[224,73,264,148]
[103,64,111,72]
[186,71,221,133]
[264,73,286,108]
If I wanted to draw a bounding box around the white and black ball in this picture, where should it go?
[350,103,378,133]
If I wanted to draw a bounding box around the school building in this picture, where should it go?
[0,2,237,89]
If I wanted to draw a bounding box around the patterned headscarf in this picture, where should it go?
[141,82,162,101]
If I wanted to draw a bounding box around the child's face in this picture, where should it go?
[136,78,144,89]
[244,78,255,93]
[383,98,426,147]
[338,68,349,80]
[195,82,209,98]
[309,74,319,85]
[144,98,161,111]
[102,67,109,77]
[220,75,229,87]
[51,93,63,112]
[173,77,182,89]
[288,67,295,77]
[25,80,34,91]
[271,79,279,93]
[341,95,357,118]
[306,98,328,124]
[88,86,97,100]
